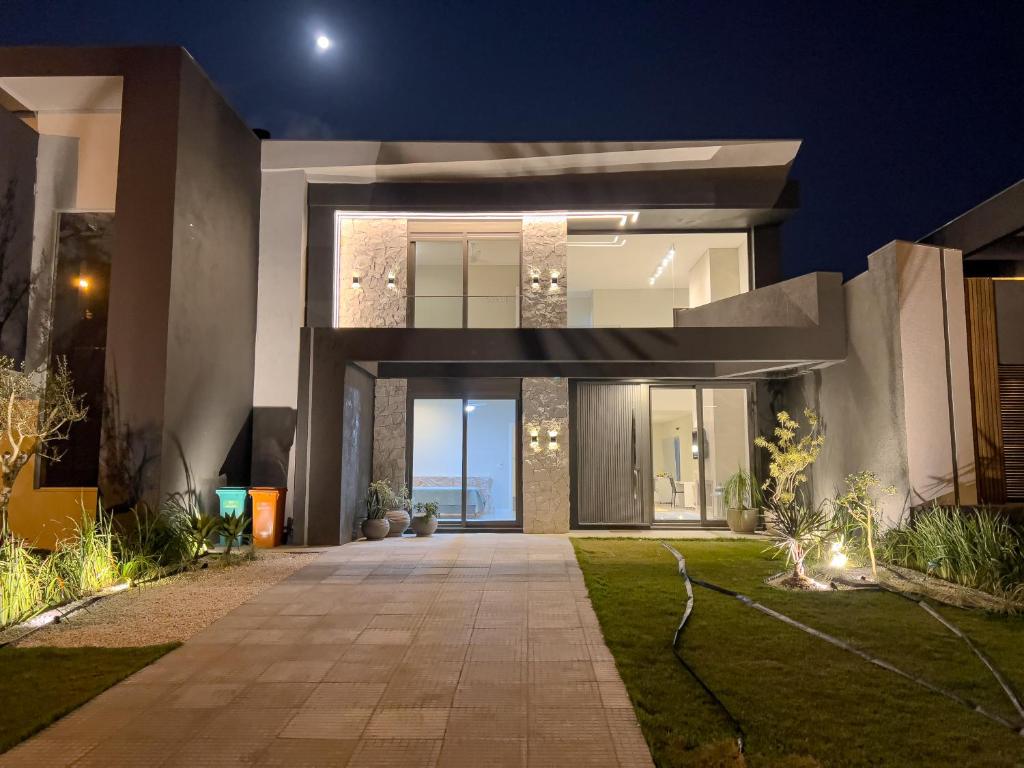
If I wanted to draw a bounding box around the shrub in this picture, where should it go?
[830,471,896,577]
[0,532,45,626]
[879,506,1024,598]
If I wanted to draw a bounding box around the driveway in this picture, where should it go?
[2,534,654,767]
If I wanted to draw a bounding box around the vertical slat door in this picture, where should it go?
[575,383,652,526]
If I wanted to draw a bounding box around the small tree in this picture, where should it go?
[756,409,829,588]
[831,471,896,578]
[755,409,825,508]
[0,356,87,530]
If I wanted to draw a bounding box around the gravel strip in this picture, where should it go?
[16,550,322,648]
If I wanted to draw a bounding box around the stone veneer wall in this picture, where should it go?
[372,378,407,487]
[338,218,408,328]
[522,377,570,533]
[521,217,567,328]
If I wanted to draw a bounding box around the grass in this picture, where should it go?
[0,644,178,753]
[573,538,1024,768]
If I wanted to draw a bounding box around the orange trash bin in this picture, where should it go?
[248,487,287,548]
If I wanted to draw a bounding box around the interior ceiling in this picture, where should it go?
[568,232,747,290]
[0,76,123,112]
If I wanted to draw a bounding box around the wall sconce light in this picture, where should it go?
[549,272,560,291]
[530,428,540,449]
[74,276,90,291]
[548,430,559,449]
[531,273,541,291]
[351,275,361,290]
[386,273,396,289]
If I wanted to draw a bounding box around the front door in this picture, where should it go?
[573,382,653,526]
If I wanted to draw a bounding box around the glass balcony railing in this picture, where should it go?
[410,295,519,328]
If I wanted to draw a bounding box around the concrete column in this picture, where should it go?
[522,377,570,532]
[521,216,567,328]
[251,169,307,522]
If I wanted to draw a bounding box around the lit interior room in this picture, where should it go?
[567,232,749,327]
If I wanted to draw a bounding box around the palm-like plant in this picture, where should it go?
[724,468,763,510]
[220,512,251,559]
[766,499,834,584]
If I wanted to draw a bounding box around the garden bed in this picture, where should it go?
[5,549,317,648]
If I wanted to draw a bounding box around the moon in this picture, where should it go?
[316,34,331,51]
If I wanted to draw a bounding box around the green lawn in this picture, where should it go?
[573,539,1024,768]
[0,644,178,753]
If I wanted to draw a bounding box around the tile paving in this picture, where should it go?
[1,534,654,767]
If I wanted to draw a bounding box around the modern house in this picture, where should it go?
[0,46,1013,547]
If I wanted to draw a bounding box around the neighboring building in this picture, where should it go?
[0,46,1013,546]
[921,181,1024,505]
[0,47,260,546]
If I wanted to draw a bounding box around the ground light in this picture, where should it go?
[829,540,848,569]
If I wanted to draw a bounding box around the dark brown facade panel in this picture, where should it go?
[964,278,1005,503]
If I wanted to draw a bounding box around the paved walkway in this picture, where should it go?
[3,534,654,767]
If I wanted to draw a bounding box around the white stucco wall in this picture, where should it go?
[784,241,975,524]
[252,169,307,520]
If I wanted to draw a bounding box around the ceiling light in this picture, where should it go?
[335,210,640,226]
[464,404,476,413]
[648,243,677,287]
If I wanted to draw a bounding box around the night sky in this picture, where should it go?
[3,1,1023,279]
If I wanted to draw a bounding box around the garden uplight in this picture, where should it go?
[829,541,848,569]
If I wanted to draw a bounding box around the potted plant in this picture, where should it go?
[383,483,412,538]
[723,468,763,533]
[411,501,438,537]
[362,481,391,541]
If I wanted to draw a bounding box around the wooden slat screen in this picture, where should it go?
[999,365,1024,501]
[964,279,1006,503]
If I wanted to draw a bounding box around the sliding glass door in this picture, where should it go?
[650,384,752,526]
[573,381,752,528]
[410,391,520,527]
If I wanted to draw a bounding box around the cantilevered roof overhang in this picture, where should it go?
[266,139,801,230]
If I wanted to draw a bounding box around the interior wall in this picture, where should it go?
[160,54,261,509]
[592,289,674,327]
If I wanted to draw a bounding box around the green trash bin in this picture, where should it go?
[215,487,249,547]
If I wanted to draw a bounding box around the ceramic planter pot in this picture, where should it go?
[727,507,760,534]
[411,515,438,537]
[362,517,390,540]
[385,508,410,537]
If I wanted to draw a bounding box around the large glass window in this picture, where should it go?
[411,237,519,328]
[567,232,749,327]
